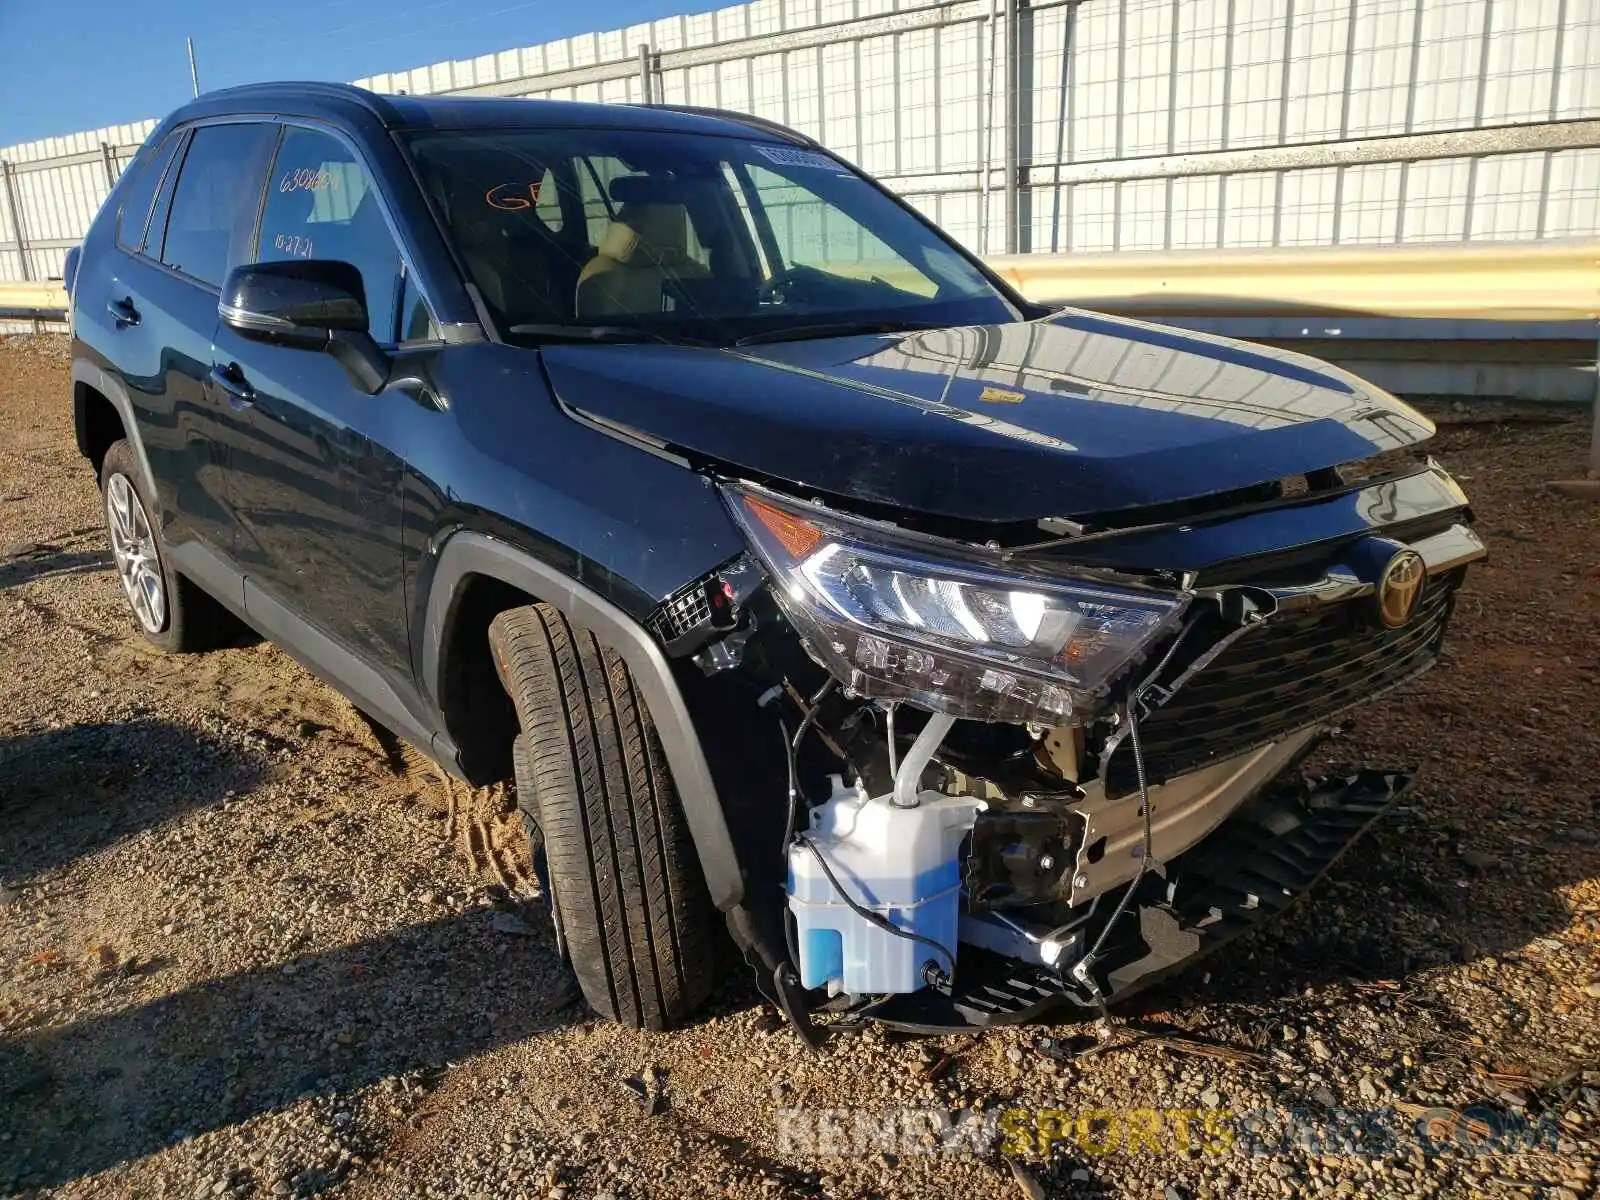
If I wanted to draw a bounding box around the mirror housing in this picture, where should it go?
[218,260,389,394]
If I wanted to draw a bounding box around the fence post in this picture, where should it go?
[0,159,31,282]
[637,43,654,105]
[99,141,119,191]
[1002,0,1020,254]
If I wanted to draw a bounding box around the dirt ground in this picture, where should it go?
[1,333,1597,1200]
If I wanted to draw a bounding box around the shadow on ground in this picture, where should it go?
[1116,788,1600,1060]
[0,907,581,1192]
[0,544,108,590]
[0,719,270,881]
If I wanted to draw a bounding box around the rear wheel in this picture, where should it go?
[489,603,716,1029]
[100,440,231,652]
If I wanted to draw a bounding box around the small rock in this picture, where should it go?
[1358,1077,1378,1101]
[490,911,533,937]
[1584,981,1600,999]
[1310,1038,1333,1062]
[1199,1087,1221,1108]
[1457,847,1496,870]
[1165,1187,1187,1200]
[0,886,19,908]
[1553,1189,1580,1200]
[1004,1158,1046,1200]
[1005,1045,1024,1065]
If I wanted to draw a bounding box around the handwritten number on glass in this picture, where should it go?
[273,233,314,259]
[279,167,339,194]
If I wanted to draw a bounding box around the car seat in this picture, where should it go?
[574,201,710,318]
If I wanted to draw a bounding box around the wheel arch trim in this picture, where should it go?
[422,531,745,911]
[70,359,156,494]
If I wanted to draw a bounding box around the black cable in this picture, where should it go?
[790,678,837,758]
[792,834,957,981]
[778,716,800,847]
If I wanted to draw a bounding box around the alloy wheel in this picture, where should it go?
[105,472,166,633]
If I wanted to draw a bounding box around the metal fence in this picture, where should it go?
[3,0,1600,287]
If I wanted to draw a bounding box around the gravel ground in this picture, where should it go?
[1,333,1597,1200]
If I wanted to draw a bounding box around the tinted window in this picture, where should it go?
[257,126,407,342]
[115,133,182,253]
[406,129,1008,340]
[397,272,437,343]
[160,123,276,287]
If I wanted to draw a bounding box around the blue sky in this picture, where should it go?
[0,0,707,148]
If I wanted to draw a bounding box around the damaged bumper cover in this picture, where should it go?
[852,768,1412,1034]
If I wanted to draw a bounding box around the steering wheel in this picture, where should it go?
[758,265,823,307]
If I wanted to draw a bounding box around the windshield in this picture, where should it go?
[404,127,1016,344]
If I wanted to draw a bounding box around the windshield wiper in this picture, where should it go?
[508,323,712,347]
[733,319,947,347]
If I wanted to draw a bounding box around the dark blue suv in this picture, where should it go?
[69,82,1482,1040]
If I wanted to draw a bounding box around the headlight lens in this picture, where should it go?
[723,484,1188,724]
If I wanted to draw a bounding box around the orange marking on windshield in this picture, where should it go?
[485,181,542,211]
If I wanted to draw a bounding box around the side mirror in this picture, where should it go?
[218,260,389,394]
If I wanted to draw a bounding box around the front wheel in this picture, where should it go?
[489,602,716,1030]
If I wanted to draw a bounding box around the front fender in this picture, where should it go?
[421,530,744,911]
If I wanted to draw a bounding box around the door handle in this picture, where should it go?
[106,296,140,329]
[208,363,255,411]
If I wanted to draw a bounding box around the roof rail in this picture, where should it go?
[644,104,815,146]
[181,81,402,123]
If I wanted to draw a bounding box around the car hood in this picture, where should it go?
[540,310,1435,524]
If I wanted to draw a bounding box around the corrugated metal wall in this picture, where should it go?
[2,0,1598,284]
[0,120,157,281]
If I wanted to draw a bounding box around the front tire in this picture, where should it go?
[100,440,230,653]
[489,603,715,1030]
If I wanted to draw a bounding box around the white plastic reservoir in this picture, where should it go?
[787,778,984,995]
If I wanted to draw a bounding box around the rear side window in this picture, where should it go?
[115,134,183,253]
[159,123,276,288]
[256,126,409,342]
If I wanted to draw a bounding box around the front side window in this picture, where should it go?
[159,123,276,288]
[406,128,1011,343]
[256,126,414,343]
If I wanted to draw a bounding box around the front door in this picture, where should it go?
[214,124,431,686]
[108,122,277,569]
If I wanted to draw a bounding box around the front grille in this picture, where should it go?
[1102,569,1463,796]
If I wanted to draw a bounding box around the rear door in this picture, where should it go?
[117,121,278,580]
[213,122,436,686]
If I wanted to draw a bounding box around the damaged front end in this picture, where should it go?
[649,460,1484,1038]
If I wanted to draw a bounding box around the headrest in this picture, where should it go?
[608,173,696,205]
[598,202,691,265]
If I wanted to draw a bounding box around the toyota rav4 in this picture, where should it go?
[66,82,1483,1041]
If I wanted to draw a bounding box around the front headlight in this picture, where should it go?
[722,483,1188,724]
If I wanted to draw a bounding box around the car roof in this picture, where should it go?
[161,81,809,144]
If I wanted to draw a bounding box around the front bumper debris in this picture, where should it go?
[855,768,1411,1035]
